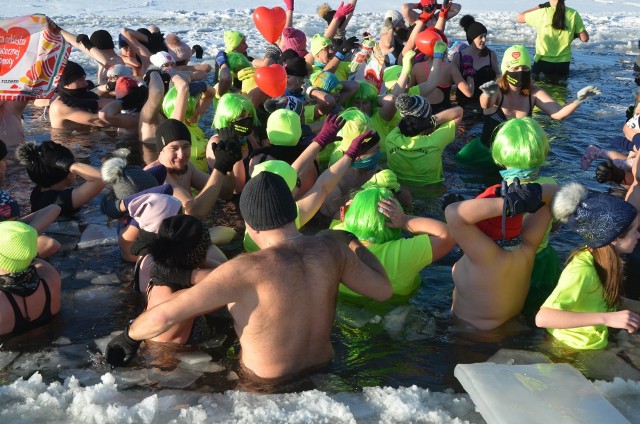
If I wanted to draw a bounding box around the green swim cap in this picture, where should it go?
[267,109,302,146]
[251,160,298,192]
[311,34,332,56]
[224,30,244,52]
[501,45,532,74]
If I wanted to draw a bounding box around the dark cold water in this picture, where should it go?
[1,44,640,400]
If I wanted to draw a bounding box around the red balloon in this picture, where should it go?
[415,28,443,57]
[253,6,287,44]
[254,64,287,98]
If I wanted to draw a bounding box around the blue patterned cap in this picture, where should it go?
[568,194,637,248]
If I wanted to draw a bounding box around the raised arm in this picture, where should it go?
[534,85,600,120]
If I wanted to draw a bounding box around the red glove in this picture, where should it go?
[439,0,452,20]
[334,2,355,21]
[284,0,294,11]
[419,0,437,23]
[313,115,346,149]
[344,130,379,161]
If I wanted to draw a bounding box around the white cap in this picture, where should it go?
[384,10,403,27]
[150,51,176,68]
[106,64,134,78]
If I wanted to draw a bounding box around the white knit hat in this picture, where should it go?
[150,51,176,68]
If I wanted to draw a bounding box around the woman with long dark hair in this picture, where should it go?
[516,0,589,78]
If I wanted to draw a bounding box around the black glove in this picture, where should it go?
[151,262,192,288]
[59,94,99,113]
[595,160,625,184]
[105,325,141,367]
[212,139,242,175]
[317,229,358,245]
[100,193,126,219]
[217,127,239,143]
[336,36,359,56]
[500,178,544,217]
[76,34,94,50]
[264,44,282,62]
[39,141,75,171]
[538,2,551,8]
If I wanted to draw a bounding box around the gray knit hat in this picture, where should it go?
[101,150,159,200]
[395,93,432,119]
[240,172,297,231]
[552,183,638,248]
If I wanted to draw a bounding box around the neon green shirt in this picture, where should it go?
[542,250,611,350]
[524,6,586,63]
[384,121,456,185]
[311,61,351,82]
[339,234,433,299]
[371,109,401,152]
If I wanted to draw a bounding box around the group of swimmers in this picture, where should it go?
[1,0,640,388]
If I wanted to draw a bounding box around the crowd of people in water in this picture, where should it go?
[1,0,640,389]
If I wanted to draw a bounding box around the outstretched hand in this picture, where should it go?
[575,85,601,104]
[334,1,355,21]
[479,81,499,97]
[212,137,243,175]
[433,41,448,59]
[283,0,294,11]
[344,130,379,161]
[603,310,640,333]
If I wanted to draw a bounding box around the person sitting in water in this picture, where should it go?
[129,214,227,345]
[478,45,600,149]
[48,61,113,130]
[16,140,105,217]
[106,172,392,387]
[0,140,61,258]
[384,93,462,186]
[0,221,62,336]
[340,186,455,301]
[145,119,242,219]
[536,182,640,349]
[444,179,557,332]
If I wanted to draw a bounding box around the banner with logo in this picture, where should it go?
[0,15,71,100]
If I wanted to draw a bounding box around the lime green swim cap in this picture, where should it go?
[251,160,298,192]
[501,45,531,74]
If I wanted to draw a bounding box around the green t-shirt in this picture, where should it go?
[384,121,456,185]
[542,250,611,350]
[371,109,402,152]
[339,234,433,299]
[524,7,586,63]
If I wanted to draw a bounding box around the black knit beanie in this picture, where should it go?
[16,141,73,188]
[460,15,487,44]
[149,215,211,269]
[156,119,192,151]
[240,172,297,231]
[90,30,115,50]
[59,61,86,87]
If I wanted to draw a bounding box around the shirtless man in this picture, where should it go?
[48,61,112,130]
[106,171,392,382]
[144,118,241,219]
[444,180,557,331]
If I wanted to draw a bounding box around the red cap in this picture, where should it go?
[475,184,523,241]
[115,76,138,99]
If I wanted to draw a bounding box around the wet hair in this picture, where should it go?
[344,187,402,244]
[552,0,567,31]
[345,81,379,112]
[491,117,549,169]
[213,92,258,129]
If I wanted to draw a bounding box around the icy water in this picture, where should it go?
[1,36,640,424]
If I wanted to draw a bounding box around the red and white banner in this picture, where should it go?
[0,15,71,101]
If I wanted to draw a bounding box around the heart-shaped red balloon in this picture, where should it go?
[0,27,31,76]
[252,6,286,44]
[254,64,287,98]
[415,28,442,57]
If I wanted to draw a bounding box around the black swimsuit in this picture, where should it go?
[456,51,497,104]
[4,279,53,334]
[481,92,533,147]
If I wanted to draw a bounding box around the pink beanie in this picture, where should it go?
[127,193,183,233]
[282,27,308,58]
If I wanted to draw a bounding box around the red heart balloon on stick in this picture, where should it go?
[415,28,443,57]
[254,64,287,98]
[252,6,286,44]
